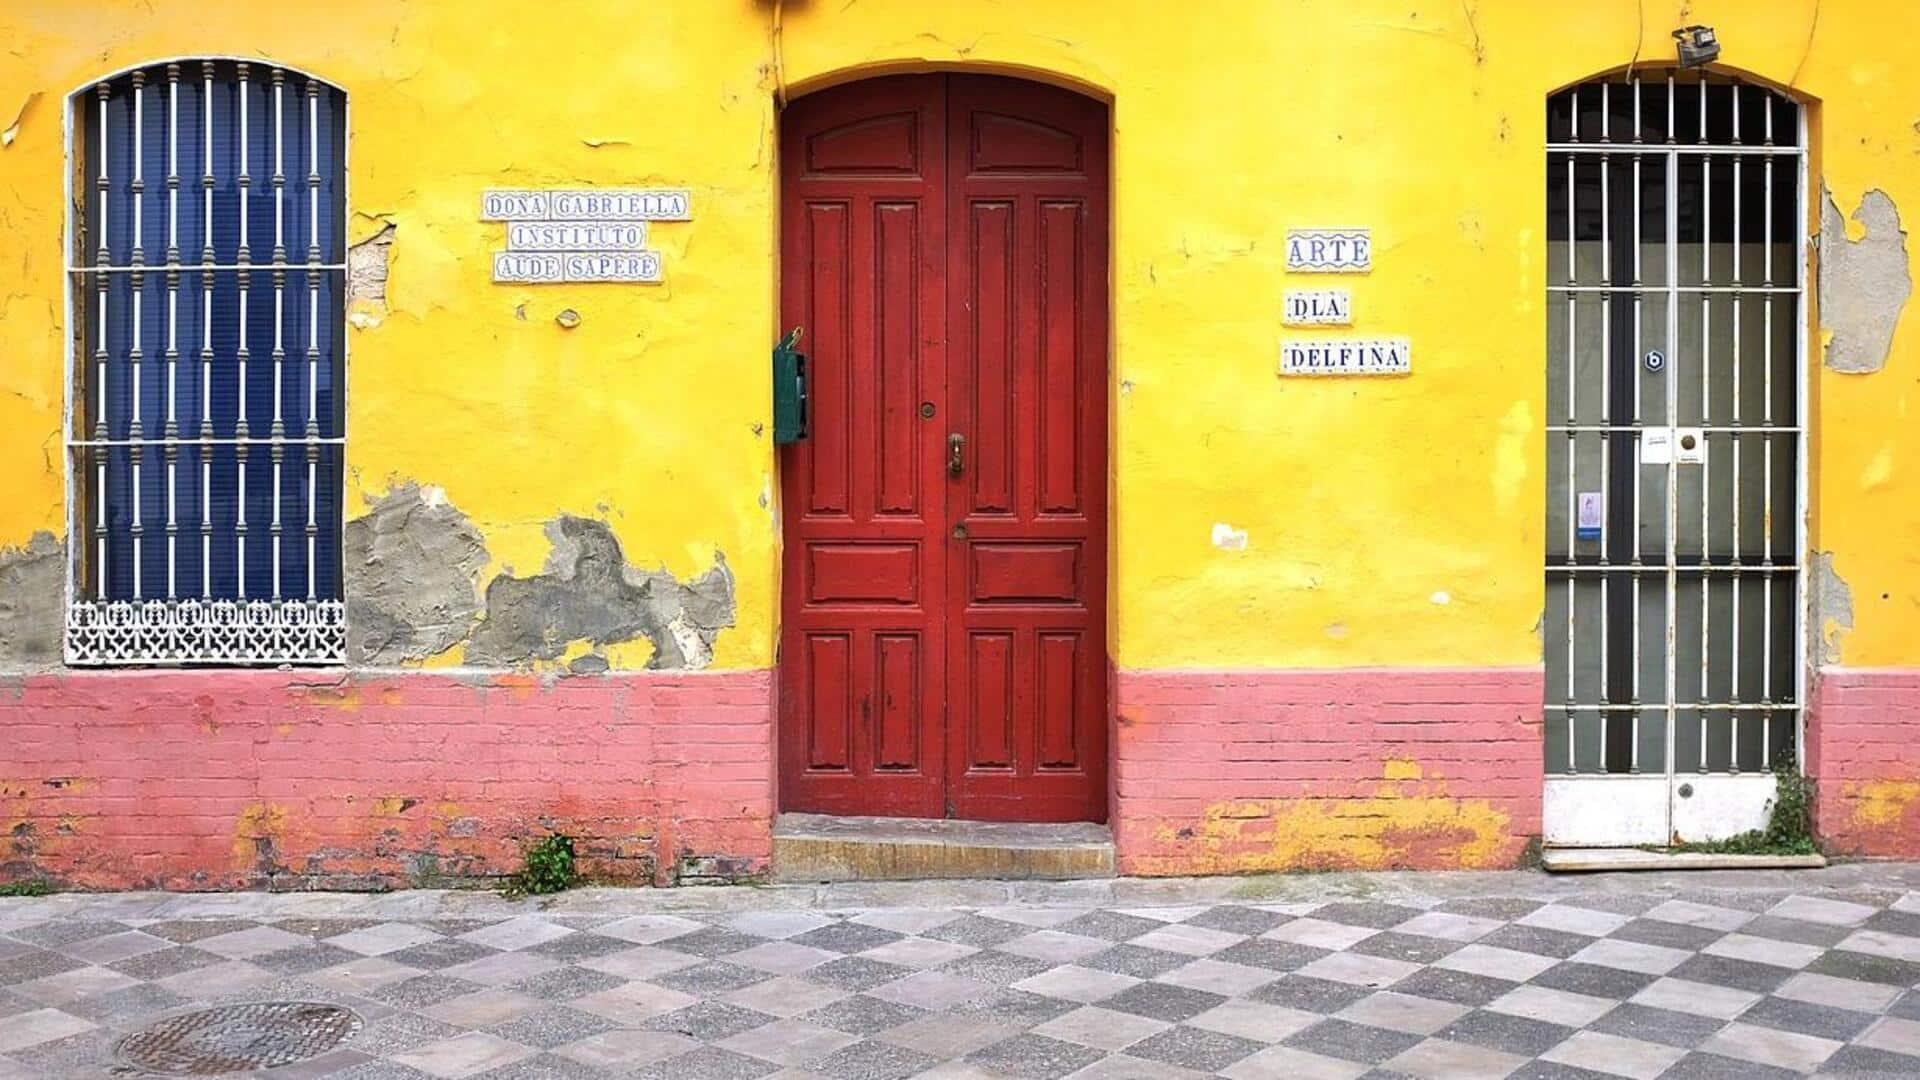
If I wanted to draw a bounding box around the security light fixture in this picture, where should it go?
[1673,25,1719,69]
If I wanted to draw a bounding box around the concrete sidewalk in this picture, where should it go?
[3,863,1919,1077]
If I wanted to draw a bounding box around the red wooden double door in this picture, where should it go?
[777,74,1109,822]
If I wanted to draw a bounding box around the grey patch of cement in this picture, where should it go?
[464,516,734,670]
[0,531,62,668]
[1820,187,1911,374]
[343,484,489,664]
[1809,550,1854,667]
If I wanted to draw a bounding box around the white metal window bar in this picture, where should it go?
[1543,72,1805,846]
[65,60,348,665]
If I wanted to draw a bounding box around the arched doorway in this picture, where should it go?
[776,74,1110,822]
[1542,71,1807,846]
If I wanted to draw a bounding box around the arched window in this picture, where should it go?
[65,60,347,664]
[1543,71,1806,846]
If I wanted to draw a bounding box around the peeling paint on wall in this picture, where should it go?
[465,516,735,670]
[343,484,489,665]
[1821,775,1920,860]
[2,91,39,148]
[1811,550,1855,666]
[0,531,61,668]
[1820,187,1911,374]
[346,221,395,329]
[1154,760,1519,873]
[1847,778,1920,830]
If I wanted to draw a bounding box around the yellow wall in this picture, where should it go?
[1,1,1914,672]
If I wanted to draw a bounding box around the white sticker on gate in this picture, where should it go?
[1641,428,1674,465]
[1576,492,1603,541]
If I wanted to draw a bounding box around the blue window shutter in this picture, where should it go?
[73,61,347,663]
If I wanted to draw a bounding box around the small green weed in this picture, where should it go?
[500,834,577,898]
[0,879,56,897]
[1669,752,1818,856]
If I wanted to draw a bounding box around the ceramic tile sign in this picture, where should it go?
[506,221,649,252]
[1283,288,1352,326]
[1286,228,1370,272]
[481,189,691,222]
[483,188,688,284]
[492,251,662,284]
[1280,337,1410,376]
[492,252,565,283]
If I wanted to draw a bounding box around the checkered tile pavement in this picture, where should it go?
[3,884,1920,1077]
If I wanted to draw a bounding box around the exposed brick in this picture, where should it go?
[30,662,1905,886]
[0,670,773,890]
[1807,669,1920,858]
[1113,667,1543,876]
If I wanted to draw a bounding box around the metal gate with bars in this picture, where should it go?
[1543,72,1805,847]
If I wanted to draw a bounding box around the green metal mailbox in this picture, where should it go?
[772,328,808,444]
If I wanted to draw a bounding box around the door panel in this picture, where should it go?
[968,200,1017,515]
[805,633,851,770]
[801,202,851,516]
[779,74,1108,822]
[944,76,1108,821]
[779,76,947,818]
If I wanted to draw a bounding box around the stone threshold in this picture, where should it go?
[772,812,1116,883]
[1543,847,1830,873]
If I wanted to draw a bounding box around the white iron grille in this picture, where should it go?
[1544,74,1804,803]
[65,61,347,665]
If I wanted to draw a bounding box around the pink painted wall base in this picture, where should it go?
[0,671,773,890]
[9,663,1916,891]
[1809,668,1920,858]
[1111,668,1545,876]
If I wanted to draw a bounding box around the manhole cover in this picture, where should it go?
[116,1001,362,1075]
